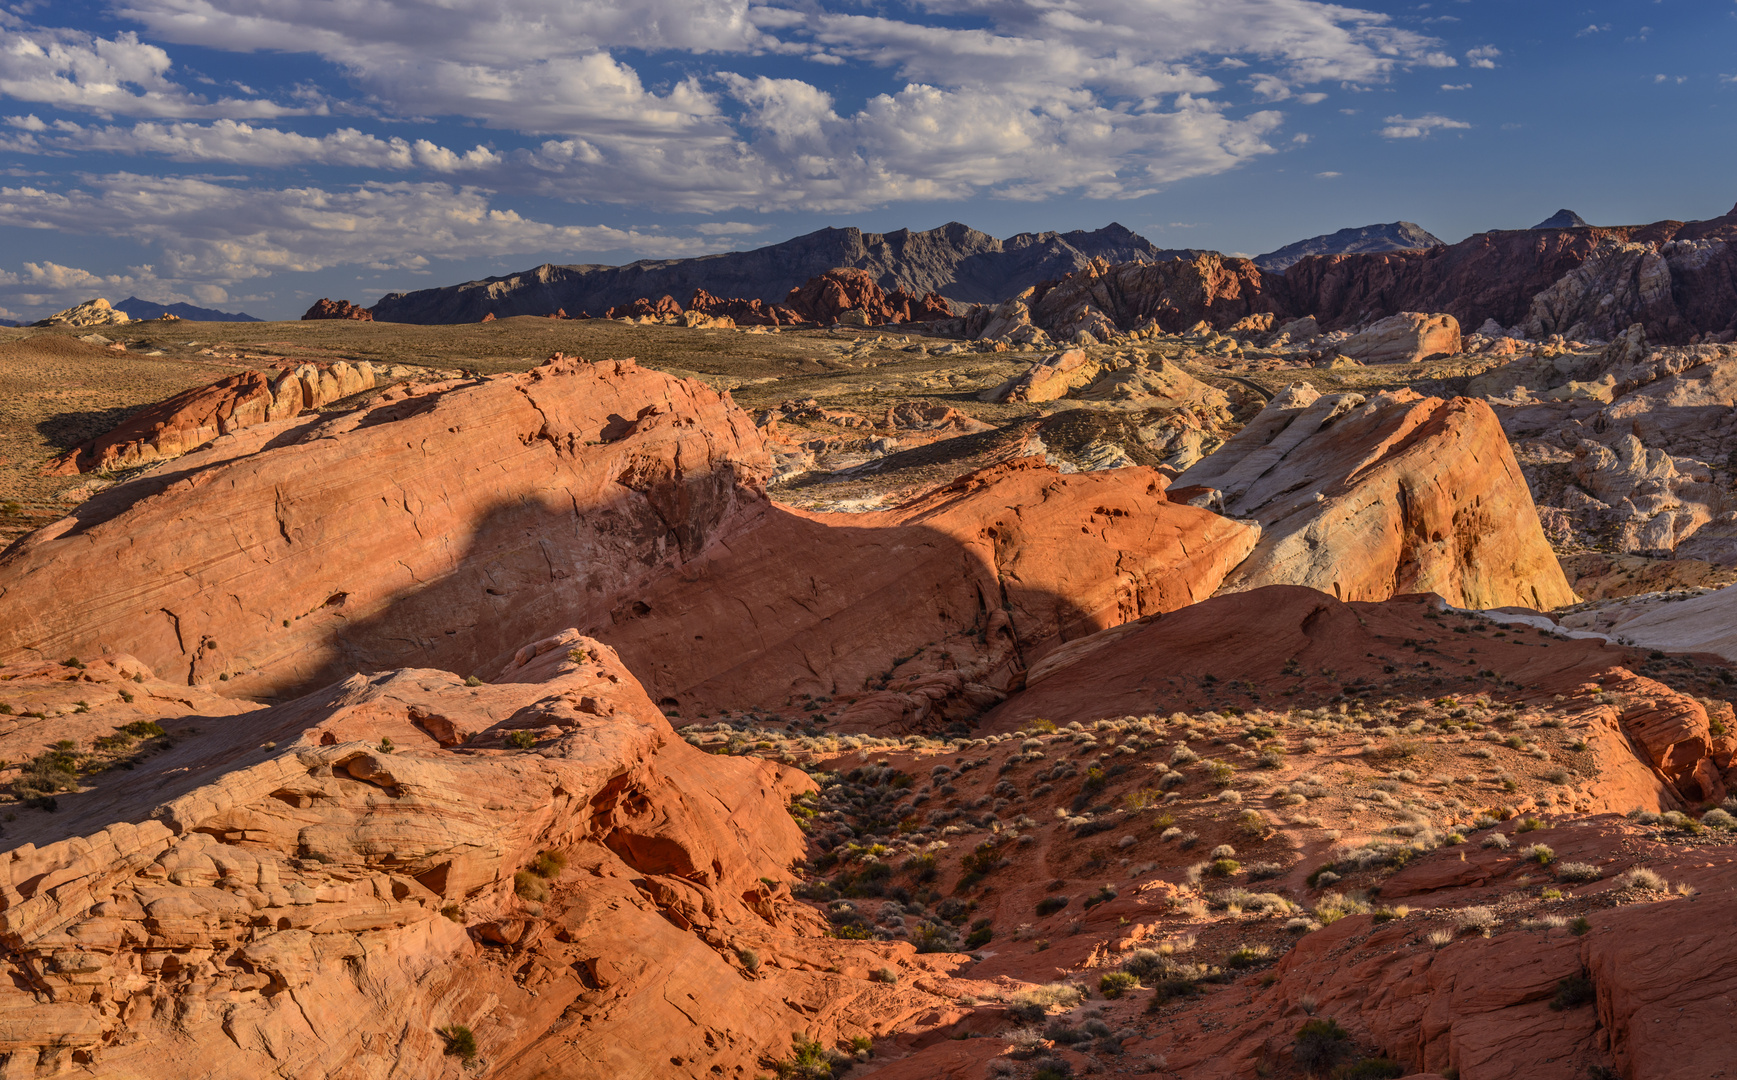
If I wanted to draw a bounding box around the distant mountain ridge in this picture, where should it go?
[371,222,1206,324]
[1531,209,1591,230]
[1253,221,1443,272]
[115,297,262,322]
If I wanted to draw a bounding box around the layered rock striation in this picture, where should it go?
[1174,386,1576,610]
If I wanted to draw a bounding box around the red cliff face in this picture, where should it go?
[301,298,374,321]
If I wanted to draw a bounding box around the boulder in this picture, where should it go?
[1174,389,1576,610]
[33,298,131,327]
[978,348,1096,403]
[301,298,373,321]
[1338,312,1462,364]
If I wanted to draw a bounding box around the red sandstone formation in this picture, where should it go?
[5,360,1263,732]
[783,268,953,326]
[47,360,388,474]
[596,457,1258,728]
[0,635,984,1077]
[0,357,774,698]
[988,585,1726,806]
[480,311,496,322]
[604,294,684,321]
[686,287,802,326]
[1175,385,1577,610]
[1025,254,1280,343]
[988,204,1737,345]
[301,298,373,321]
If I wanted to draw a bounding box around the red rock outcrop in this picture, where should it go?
[1337,311,1462,364]
[0,632,987,1078]
[1279,204,1737,343]
[783,268,953,326]
[0,357,775,698]
[1174,385,1577,610]
[46,360,390,474]
[595,457,1258,729]
[7,359,1261,734]
[301,298,373,321]
[984,583,1724,806]
[1025,254,1280,343]
[686,288,802,327]
[605,294,684,321]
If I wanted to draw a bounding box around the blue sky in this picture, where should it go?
[0,0,1732,320]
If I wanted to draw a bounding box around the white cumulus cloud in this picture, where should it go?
[1378,113,1472,139]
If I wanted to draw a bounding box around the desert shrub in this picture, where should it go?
[1293,1018,1352,1073]
[871,967,898,984]
[1701,808,1737,829]
[1425,928,1453,948]
[966,919,995,948]
[1225,943,1271,968]
[772,1034,837,1079]
[1570,916,1591,936]
[507,730,537,750]
[1210,844,1237,859]
[1083,884,1118,909]
[1204,760,1236,785]
[1481,832,1510,851]
[1036,895,1070,917]
[1209,858,1241,877]
[1366,740,1420,763]
[1099,972,1140,998]
[513,870,550,903]
[1453,906,1497,934]
[1008,982,1086,1021]
[1619,867,1666,891]
[1550,975,1595,1011]
[438,1024,477,1062]
[1555,862,1600,883]
[1521,843,1555,866]
[13,742,81,807]
[1313,893,1368,926]
[529,850,567,878]
[909,922,960,953]
[737,948,761,974]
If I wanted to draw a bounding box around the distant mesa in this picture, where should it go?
[303,298,374,321]
[114,296,261,322]
[1532,209,1591,229]
[1252,221,1444,272]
